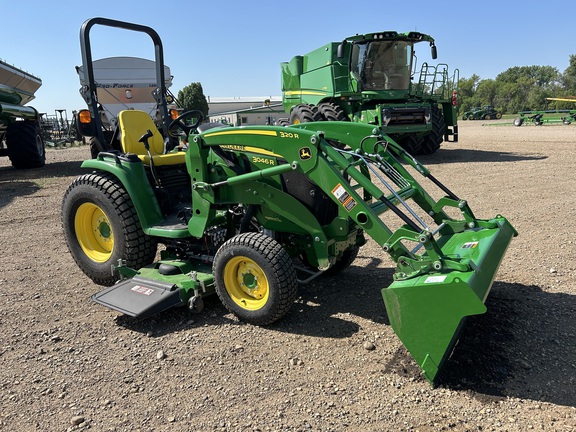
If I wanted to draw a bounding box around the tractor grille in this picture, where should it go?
[381,106,430,126]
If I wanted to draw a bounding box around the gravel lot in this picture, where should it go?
[0,120,575,431]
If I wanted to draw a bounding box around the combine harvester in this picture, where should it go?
[63,18,517,386]
[0,59,45,168]
[280,31,459,155]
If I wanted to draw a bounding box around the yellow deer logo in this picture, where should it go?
[299,147,312,160]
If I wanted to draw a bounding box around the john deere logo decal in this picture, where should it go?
[299,147,312,160]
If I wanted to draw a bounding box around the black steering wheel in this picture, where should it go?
[168,110,205,137]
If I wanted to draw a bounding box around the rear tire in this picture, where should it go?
[6,121,45,169]
[62,172,158,286]
[213,232,298,325]
[88,136,105,159]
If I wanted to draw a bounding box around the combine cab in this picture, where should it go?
[281,32,459,155]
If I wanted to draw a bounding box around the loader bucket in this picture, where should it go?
[381,216,517,386]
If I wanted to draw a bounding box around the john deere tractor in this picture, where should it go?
[281,31,459,155]
[63,18,516,386]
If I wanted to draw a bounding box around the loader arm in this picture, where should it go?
[187,122,516,385]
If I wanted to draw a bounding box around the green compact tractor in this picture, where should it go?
[281,32,459,155]
[63,18,516,386]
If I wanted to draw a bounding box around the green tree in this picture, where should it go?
[177,82,209,116]
[560,55,576,97]
[457,74,481,112]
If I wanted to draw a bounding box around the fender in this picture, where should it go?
[81,154,163,233]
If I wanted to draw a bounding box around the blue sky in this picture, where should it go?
[3,1,575,117]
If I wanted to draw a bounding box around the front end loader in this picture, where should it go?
[63,18,516,386]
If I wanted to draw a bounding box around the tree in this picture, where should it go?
[177,82,209,116]
[561,55,576,97]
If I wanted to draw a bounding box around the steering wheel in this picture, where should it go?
[168,110,205,137]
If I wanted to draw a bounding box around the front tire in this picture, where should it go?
[62,172,157,286]
[213,232,298,325]
[289,104,322,124]
[317,102,348,121]
[419,105,445,155]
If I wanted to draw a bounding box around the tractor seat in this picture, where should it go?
[118,110,186,166]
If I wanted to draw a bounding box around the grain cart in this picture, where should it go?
[281,32,459,155]
[63,18,517,386]
[0,59,45,168]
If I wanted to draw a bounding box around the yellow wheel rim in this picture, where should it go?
[223,256,269,310]
[292,119,301,125]
[74,202,114,263]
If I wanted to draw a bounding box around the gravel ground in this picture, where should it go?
[0,120,575,431]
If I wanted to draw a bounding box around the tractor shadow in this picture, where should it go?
[115,257,576,408]
[276,254,392,337]
[435,282,576,407]
[0,161,87,209]
[417,148,548,165]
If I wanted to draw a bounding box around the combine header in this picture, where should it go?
[63,18,517,386]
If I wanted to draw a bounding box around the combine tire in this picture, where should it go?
[6,121,45,169]
[419,105,445,155]
[398,135,423,155]
[62,172,158,286]
[290,104,322,124]
[317,102,348,121]
[213,232,298,325]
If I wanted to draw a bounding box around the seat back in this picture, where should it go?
[118,110,165,156]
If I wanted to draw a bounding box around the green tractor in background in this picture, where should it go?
[461,107,480,120]
[464,105,502,121]
[281,31,459,155]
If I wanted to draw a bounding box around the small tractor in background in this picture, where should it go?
[280,31,459,155]
[63,18,517,386]
[0,59,45,169]
[464,105,502,121]
[461,107,480,120]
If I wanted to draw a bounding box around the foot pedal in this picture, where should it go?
[92,276,183,319]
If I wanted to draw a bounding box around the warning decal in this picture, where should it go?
[461,241,479,249]
[131,285,154,296]
[424,275,447,284]
[332,183,357,212]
